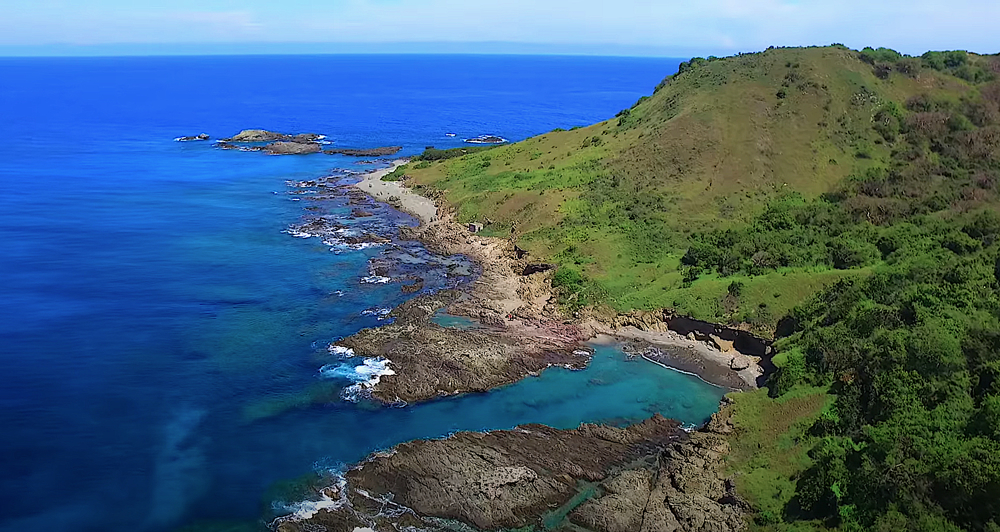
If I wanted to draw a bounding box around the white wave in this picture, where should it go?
[319,357,395,402]
[361,275,391,285]
[362,307,392,320]
[270,475,347,526]
[328,345,355,358]
[283,229,316,238]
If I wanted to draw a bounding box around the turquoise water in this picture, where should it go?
[0,54,722,532]
[431,309,481,329]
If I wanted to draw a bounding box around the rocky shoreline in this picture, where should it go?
[269,162,765,530]
[276,409,747,532]
[338,163,771,400]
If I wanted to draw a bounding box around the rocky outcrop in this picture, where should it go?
[465,134,508,144]
[176,133,209,141]
[323,146,402,157]
[264,141,323,155]
[276,415,746,532]
[217,140,322,155]
[571,431,745,532]
[221,129,322,143]
[337,290,589,403]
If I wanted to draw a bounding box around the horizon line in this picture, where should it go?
[0,41,740,59]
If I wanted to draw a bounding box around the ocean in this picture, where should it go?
[0,54,724,531]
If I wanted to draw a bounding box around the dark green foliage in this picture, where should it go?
[671,52,1000,529]
[860,47,903,65]
[923,50,969,70]
[414,145,497,161]
[552,266,584,289]
[774,233,1000,529]
[727,280,745,297]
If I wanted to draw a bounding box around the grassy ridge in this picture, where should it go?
[404,46,994,332]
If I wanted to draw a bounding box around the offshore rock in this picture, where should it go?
[176,133,209,141]
[264,141,323,155]
[222,129,322,142]
[277,415,746,532]
[323,146,403,157]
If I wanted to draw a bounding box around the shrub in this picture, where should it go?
[860,47,902,65]
[552,266,584,289]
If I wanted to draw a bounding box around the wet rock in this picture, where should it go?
[323,146,403,157]
[279,416,745,532]
[350,208,375,218]
[341,233,390,246]
[264,141,323,155]
[346,416,682,530]
[176,133,209,141]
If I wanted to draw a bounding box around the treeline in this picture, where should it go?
[859,47,998,83]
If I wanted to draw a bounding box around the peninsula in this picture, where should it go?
[281,45,1000,532]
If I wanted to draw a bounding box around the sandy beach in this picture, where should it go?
[352,160,438,224]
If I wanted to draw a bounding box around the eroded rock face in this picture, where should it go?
[571,431,745,532]
[277,415,746,532]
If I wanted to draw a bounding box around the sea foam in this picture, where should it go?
[319,357,395,402]
[327,345,355,358]
[269,474,347,526]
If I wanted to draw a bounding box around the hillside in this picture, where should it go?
[397,45,1000,532]
[400,45,999,334]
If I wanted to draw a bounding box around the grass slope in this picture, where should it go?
[403,45,993,333]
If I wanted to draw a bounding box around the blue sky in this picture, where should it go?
[2,0,998,56]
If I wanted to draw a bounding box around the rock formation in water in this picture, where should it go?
[324,146,403,157]
[221,129,322,143]
[275,412,746,531]
[175,133,210,141]
[264,141,323,155]
[337,290,589,403]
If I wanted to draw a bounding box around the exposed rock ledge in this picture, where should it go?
[324,146,402,157]
[276,412,746,532]
[338,290,589,404]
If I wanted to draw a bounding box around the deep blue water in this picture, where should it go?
[0,54,723,532]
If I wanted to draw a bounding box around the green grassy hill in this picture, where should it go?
[401,45,1000,531]
[402,45,999,334]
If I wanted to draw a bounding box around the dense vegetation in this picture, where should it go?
[739,50,1000,531]
[398,45,1000,530]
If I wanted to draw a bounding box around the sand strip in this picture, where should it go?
[352,160,438,224]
